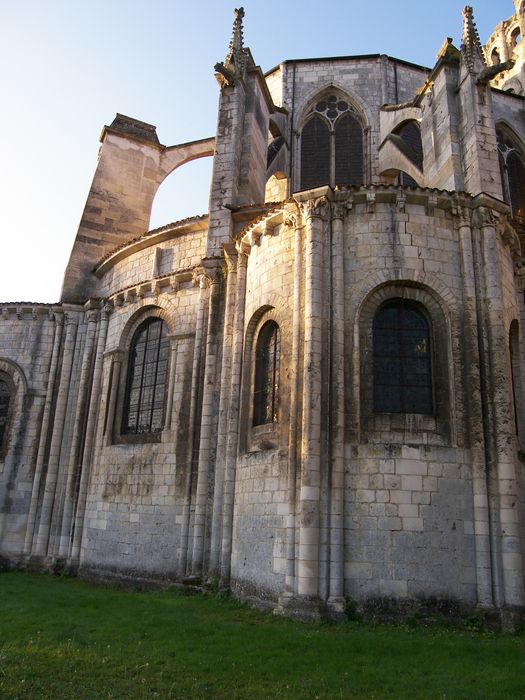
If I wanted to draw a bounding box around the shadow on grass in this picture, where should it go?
[1,571,524,699]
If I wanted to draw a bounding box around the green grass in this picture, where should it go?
[1,572,524,699]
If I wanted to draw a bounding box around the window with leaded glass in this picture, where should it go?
[0,379,11,452]
[253,321,280,426]
[373,301,433,415]
[300,95,364,190]
[121,318,170,435]
[497,128,525,220]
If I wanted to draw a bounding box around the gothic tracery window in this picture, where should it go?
[253,321,280,426]
[373,300,433,415]
[300,95,364,190]
[497,128,525,220]
[121,317,170,435]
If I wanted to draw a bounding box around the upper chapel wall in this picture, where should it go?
[94,224,208,299]
[279,57,428,123]
[274,57,428,186]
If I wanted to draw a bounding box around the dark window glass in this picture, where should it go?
[373,301,433,414]
[507,151,525,219]
[497,129,525,220]
[122,318,170,435]
[334,113,364,186]
[300,115,330,190]
[0,380,11,449]
[253,321,280,426]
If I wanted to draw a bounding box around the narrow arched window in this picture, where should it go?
[122,318,170,435]
[300,115,330,190]
[334,113,364,186]
[373,300,433,414]
[300,95,364,190]
[253,321,280,426]
[497,128,525,220]
[0,379,11,453]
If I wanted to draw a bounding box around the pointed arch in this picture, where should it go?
[300,114,330,190]
[497,123,525,219]
[334,112,364,186]
[297,87,367,191]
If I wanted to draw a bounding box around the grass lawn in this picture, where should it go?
[1,571,524,699]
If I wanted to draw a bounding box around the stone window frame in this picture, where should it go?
[112,307,174,445]
[241,306,283,453]
[252,319,280,428]
[359,283,452,444]
[0,359,26,461]
[0,371,15,459]
[296,88,368,192]
[496,123,525,220]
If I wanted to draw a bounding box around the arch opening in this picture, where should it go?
[149,156,213,230]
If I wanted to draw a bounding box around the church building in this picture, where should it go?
[1,4,525,622]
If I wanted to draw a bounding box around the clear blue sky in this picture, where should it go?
[0,0,509,302]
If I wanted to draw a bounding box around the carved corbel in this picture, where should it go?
[426,193,438,216]
[102,301,114,320]
[250,228,262,247]
[396,191,406,212]
[124,288,136,304]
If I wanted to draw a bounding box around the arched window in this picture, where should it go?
[300,94,364,190]
[253,321,280,426]
[121,317,170,435]
[497,128,525,220]
[300,115,330,190]
[373,300,433,414]
[0,378,12,453]
[511,27,521,49]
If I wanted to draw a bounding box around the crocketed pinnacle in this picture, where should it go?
[461,5,486,73]
[214,7,247,87]
[226,7,245,65]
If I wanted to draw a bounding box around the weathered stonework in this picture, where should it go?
[1,5,525,625]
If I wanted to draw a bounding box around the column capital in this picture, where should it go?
[301,196,329,221]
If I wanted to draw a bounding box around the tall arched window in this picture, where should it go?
[373,300,433,414]
[253,321,280,426]
[300,94,364,190]
[0,378,12,454]
[122,317,170,435]
[497,128,525,220]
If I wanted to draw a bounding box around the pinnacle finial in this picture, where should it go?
[461,5,486,72]
[215,7,248,88]
[228,7,245,58]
